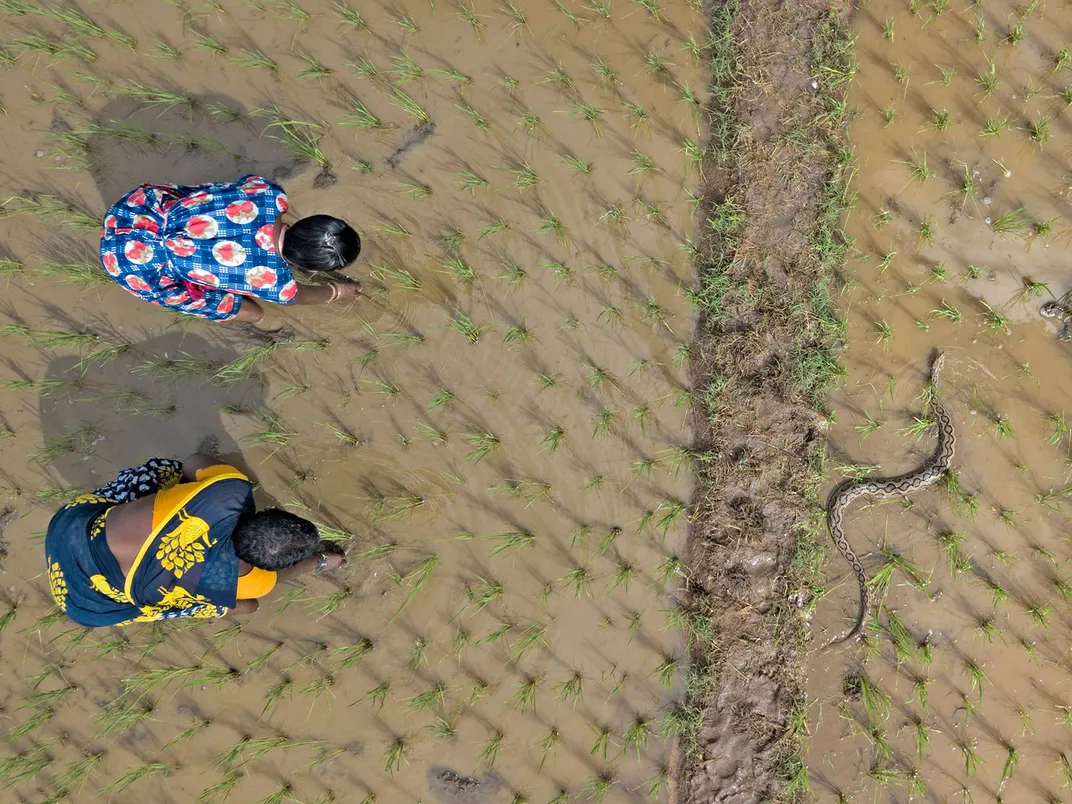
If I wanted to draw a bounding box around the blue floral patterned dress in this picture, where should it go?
[99,174,298,321]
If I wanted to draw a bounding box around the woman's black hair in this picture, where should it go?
[232,508,320,571]
[280,215,361,272]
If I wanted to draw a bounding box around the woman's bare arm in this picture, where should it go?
[275,547,346,581]
[290,281,361,306]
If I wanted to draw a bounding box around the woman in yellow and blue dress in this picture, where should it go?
[44,453,345,627]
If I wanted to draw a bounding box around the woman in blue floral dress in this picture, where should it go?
[99,174,363,324]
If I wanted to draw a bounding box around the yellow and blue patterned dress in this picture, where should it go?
[44,459,255,627]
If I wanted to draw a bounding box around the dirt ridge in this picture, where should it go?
[676,1,853,801]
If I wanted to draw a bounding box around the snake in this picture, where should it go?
[823,353,955,648]
[1040,300,1072,342]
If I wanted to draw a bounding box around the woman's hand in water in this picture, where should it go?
[333,280,362,302]
[320,540,347,570]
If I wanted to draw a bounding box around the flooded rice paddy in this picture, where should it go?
[807,0,1072,801]
[0,0,707,801]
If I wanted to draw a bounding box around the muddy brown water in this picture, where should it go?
[807,1,1072,802]
[0,1,706,801]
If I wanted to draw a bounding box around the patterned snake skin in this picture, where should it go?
[1040,300,1072,342]
[823,353,955,648]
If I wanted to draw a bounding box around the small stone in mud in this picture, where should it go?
[427,766,500,804]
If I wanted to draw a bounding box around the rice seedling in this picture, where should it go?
[643,48,673,77]
[381,738,408,775]
[99,762,171,795]
[975,55,999,95]
[30,425,102,466]
[501,0,530,34]
[421,390,455,414]
[956,738,983,776]
[501,322,534,349]
[340,99,381,129]
[451,168,488,194]
[559,153,593,177]
[856,672,891,722]
[1027,602,1050,626]
[928,108,952,131]
[382,43,426,77]
[901,151,931,185]
[507,675,542,714]
[446,312,482,344]
[1028,113,1050,143]
[589,54,618,87]
[621,716,652,757]
[404,682,447,714]
[516,108,543,137]
[480,529,533,558]
[3,193,98,229]
[569,102,606,136]
[347,53,379,79]
[393,554,438,617]
[334,2,366,29]
[389,88,430,122]
[963,658,988,702]
[195,776,241,804]
[114,81,196,116]
[560,565,592,597]
[455,0,486,39]
[589,409,615,438]
[583,771,615,804]
[1004,14,1025,45]
[231,48,279,75]
[393,179,432,199]
[991,207,1032,234]
[545,0,581,24]
[56,750,105,792]
[392,10,419,32]
[456,102,489,133]
[1058,753,1072,787]
[494,258,527,288]
[351,678,390,713]
[891,61,910,86]
[535,424,566,454]
[477,730,504,769]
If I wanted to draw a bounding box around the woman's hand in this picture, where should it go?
[274,543,347,581]
[320,540,347,571]
[333,281,362,302]
[291,281,362,306]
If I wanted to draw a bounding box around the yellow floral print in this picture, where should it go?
[89,512,108,541]
[133,584,219,622]
[154,509,215,579]
[47,560,67,612]
[89,574,131,604]
[64,493,113,510]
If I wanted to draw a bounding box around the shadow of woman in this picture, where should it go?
[66,93,302,212]
[37,331,282,511]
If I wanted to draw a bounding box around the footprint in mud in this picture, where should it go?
[427,766,500,804]
[386,121,436,170]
